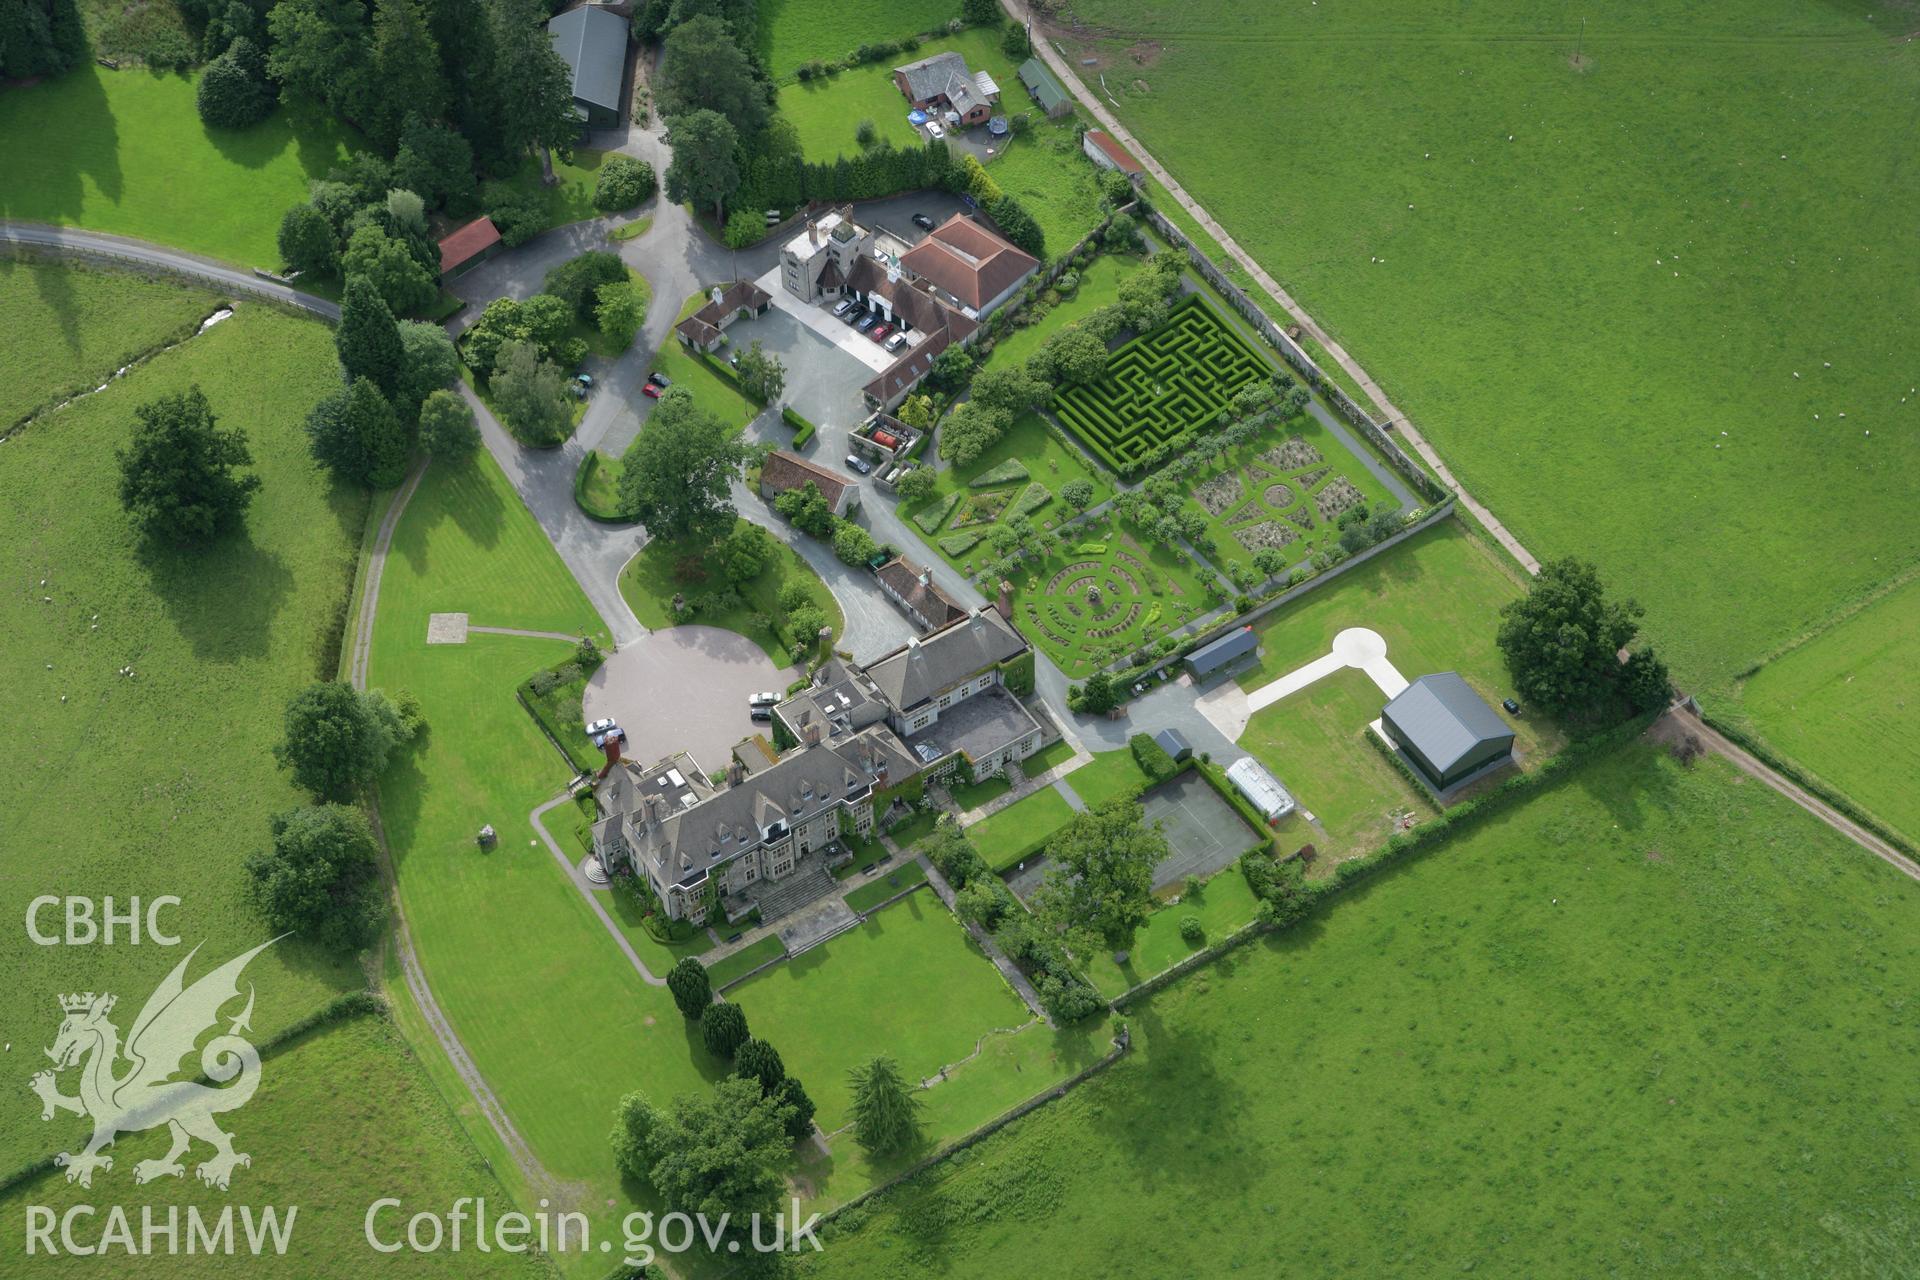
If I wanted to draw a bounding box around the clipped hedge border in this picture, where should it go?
[572,451,634,523]
[781,405,816,448]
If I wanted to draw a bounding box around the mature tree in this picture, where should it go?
[926,344,975,394]
[717,522,773,584]
[1117,259,1179,331]
[1497,557,1646,721]
[1001,18,1029,57]
[489,0,577,179]
[936,399,1010,466]
[848,1056,921,1155]
[895,392,936,430]
[699,1000,749,1058]
[894,467,938,503]
[244,803,386,951]
[266,0,373,123]
[658,15,770,135]
[986,195,1044,259]
[594,154,656,211]
[723,208,762,250]
[960,0,1000,22]
[544,251,627,319]
[666,956,712,1018]
[196,35,278,128]
[609,1091,660,1184]
[518,292,574,357]
[1045,326,1109,385]
[832,520,878,567]
[341,224,437,317]
[384,187,428,239]
[460,296,528,373]
[395,319,460,414]
[1621,647,1672,713]
[773,481,833,537]
[664,0,756,41]
[954,879,1007,929]
[595,280,647,350]
[617,387,746,544]
[490,339,573,446]
[278,203,338,276]
[274,680,416,801]
[662,109,741,225]
[0,0,87,78]
[368,0,444,149]
[969,362,1051,416]
[1033,800,1163,952]
[116,388,261,544]
[734,1038,785,1094]
[774,1076,815,1142]
[416,389,478,461]
[305,376,411,486]
[734,340,785,403]
[645,1077,793,1221]
[1071,669,1119,715]
[393,115,477,213]
[424,0,507,168]
[337,274,407,395]
[1061,478,1094,511]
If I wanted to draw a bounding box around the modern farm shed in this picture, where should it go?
[1380,673,1515,789]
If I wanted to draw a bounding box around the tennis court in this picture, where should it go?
[1138,771,1260,890]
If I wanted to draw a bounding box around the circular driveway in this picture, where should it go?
[583,626,784,776]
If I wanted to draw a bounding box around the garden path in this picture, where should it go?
[1200,628,1407,741]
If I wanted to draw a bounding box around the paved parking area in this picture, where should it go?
[711,307,873,431]
[582,625,783,775]
[755,272,899,375]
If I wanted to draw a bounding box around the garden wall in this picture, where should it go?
[1138,205,1446,503]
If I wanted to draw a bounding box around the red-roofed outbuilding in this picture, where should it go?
[438,217,503,277]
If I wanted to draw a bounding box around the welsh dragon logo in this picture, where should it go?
[29,938,280,1190]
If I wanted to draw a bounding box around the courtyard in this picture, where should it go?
[581,626,782,774]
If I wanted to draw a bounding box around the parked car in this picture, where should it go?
[641,381,663,398]
[832,298,856,318]
[749,706,773,723]
[747,691,779,709]
[856,314,879,333]
[645,371,670,388]
[869,323,892,343]
[845,453,873,475]
[841,306,866,327]
[884,332,908,353]
[926,121,945,140]
[911,212,936,231]
[1502,698,1521,715]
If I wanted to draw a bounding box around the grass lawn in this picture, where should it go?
[948,773,1011,810]
[968,785,1077,871]
[496,146,608,239]
[777,27,1108,253]
[370,455,744,1275]
[1058,0,1920,687]
[725,893,1030,1132]
[756,0,958,82]
[518,658,599,775]
[1007,509,1217,678]
[1082,863,1260,997]
[0,253,217,426]
[0,64,356,267]
[617,520,845,667]
[709,934,788,988]
[883,806,940,847]
[1240,667,1434,868]
[803,742,1920,1277]
[984,248,1145,370]
[1062,748,1151,809]
[0,297,374,1177]
[1023,737,1078,774]
[1734,573,1920,847]
[844,859,927,913]
[636,294,764,431]
[0,1010,541,1279]
[574,448,628,519]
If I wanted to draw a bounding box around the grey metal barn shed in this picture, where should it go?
[548,5,629,132]
[1380,673,1516,790]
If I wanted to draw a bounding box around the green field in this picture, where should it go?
[0,64,356,267]
[777,27,1107,254]
[0,254,218,426]
[0,1011,541,1278]
[967,785,1077,871]
[1058,0,1920,686]
[756,0,960,82]
[1735,574,1920,847]
[617,519,845,666]
[726,893,1028,1130]
[801,741,1920,1276]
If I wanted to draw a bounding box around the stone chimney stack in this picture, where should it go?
[997,580,1014,622]
[643,793,665,828]
[804,722,822,746]
[727,759,746,788]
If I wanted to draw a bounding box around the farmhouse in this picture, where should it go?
[437,217,502,278]
[673,280,772,352]
[1018,57,1071,118]
[893,51,999,127]
[547,5,629,131]
[1380,673,1516,790]
[778,205,869,304]
[759,450,859,516]
[875,556,968,632]
[1082,129,1144,178]
[899,215,1039,319]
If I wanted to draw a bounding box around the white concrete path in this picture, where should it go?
[1198,628,1408,742]
[753,265,900,375]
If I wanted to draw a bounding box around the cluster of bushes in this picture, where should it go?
[278,169,446,313]
[791,29,930,81]
[592,154,656,212]
[926,819,1104,1023]
[667,523,832,663]
[771,481,881,569]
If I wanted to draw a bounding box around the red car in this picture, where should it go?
[869,323,892,342]
[641,382,663,398]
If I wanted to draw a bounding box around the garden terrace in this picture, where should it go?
[1052,294,1268,473]
[1010,513,1213,679]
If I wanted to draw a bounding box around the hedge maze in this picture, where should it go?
[1052,296,1268,473]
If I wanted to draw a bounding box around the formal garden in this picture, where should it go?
[1052,294,1268,473]
[1181,423,1404,569]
